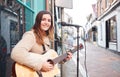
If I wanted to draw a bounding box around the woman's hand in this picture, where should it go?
[41,61,54,72]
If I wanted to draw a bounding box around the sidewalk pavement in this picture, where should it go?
[61,42,120,77]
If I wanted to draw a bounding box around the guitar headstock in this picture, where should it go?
[79,43,84,49]
[74,43,84,50]
[68,43,84,53]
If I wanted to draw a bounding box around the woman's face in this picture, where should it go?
[40,14,51,31]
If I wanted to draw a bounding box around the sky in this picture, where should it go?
[64,0,97,26]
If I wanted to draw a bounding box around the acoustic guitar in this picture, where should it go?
[14,44,83,77]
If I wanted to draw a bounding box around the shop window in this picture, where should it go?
[110,16,117,42]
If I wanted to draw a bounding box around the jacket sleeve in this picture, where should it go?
[11,31,45,71]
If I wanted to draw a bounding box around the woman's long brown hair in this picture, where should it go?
[32,10,54,45]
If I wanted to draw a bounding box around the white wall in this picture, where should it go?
[97,19,106,47]
[98,6,120,52]
[116,7,120,52]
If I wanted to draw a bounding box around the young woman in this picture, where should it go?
[11,10,72,77]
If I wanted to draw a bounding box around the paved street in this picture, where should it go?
[61,42,120,77]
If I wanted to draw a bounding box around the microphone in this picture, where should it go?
[58,22,82,27]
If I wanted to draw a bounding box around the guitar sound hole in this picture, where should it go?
[47,59,54,65]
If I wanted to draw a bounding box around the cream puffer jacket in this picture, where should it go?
[11,30,59,74]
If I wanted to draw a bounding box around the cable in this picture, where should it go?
[82,27,88,77]
[83,39,88,77]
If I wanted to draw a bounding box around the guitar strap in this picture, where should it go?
[42,44,46,54]
[36,71,43,77]
[35,44,46,77]
[37,44,46,77]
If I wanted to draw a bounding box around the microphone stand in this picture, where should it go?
[75,26,80,77]
[59,22,84,77]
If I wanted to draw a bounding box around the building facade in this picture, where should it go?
[0,0,24,76]
[0,0,50,77]
[97,0,120,52]
[85,0,120,52]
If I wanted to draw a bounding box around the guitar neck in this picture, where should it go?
[52,53,68,64]
[52,48,78,64]
[51,44,84,64]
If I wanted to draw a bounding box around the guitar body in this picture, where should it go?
[41,65,60,77]
[15,49,60,77]
[15,63,39,77]
[15,63,60,77]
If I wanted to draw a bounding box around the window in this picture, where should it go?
[105,0,110,8]
[10,20,19,45]
[100,0,104,14]
[110,16,117,42]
